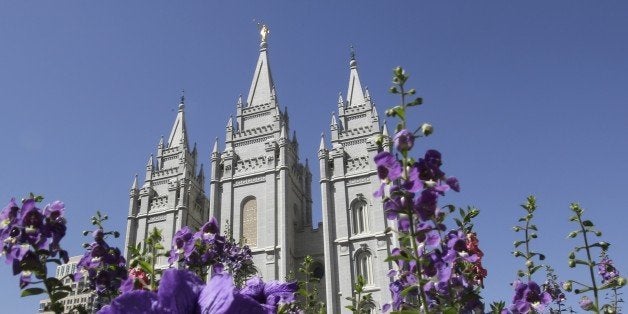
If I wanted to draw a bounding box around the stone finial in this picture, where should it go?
[131,174,138,190]
[212,137,219,153]
[319,133,326,151]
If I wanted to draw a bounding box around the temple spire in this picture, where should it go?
[167,95,188,149]
[280,123,287,139]
[319,133,326,150]
[346,46,366,107]
[212,138,219,154]
[247,24,275,107]
[131,174,138,190]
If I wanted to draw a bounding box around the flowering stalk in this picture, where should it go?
[511,196,545,280]
[75,211,126,311]
[565,203,627,313]
[0,195,70,314]
[377,67,482,313]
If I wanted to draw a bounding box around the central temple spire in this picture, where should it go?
[167,93,188,149]
[346,46,366,108]
[247,24,275,107]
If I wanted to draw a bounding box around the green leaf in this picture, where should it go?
[51,291,69,302]
[45,277,62,288]
[21,287,45,297]
[138,260,154,273]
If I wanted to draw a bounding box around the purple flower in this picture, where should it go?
[199,273,275,314]
[43,201,65,221]
[101,269,293,314]
[0,198,19,228]
[579,296,594,311]
[374,152,402,182]
[414,189,439,221]
[1,197,69,289]
[75,228,127,296]
[201,217,220,234]
[402,164,423,193]
[393,129,414,151]
[445,177,460,192]
[598,255,619,283]
[417,149,445,181]
[507,280,552,313]
[158,268,205,313]
[98,290,162,313]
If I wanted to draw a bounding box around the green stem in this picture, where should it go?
[524,216,531,281]
[407,211,429,312]
[151,244,157,291]
[577,213,599,314]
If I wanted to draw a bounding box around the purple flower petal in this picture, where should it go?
[98,290,162,314]
[158,268,205,313]
[198,273,272,314]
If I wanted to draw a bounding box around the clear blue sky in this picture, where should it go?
[1,1,627,312]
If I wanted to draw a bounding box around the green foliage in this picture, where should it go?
[345,275,375,314]
[128,227,166,291]
[288,256,326,314]
[511,195,546,280]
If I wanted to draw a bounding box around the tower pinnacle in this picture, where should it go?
[346,46,365,107]
[247,26,276,107]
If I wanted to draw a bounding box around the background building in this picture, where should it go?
[38,256,94,313]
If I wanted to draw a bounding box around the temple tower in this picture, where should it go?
[209,27,315,281]
[319,54,393,312]
[124,96,209,268]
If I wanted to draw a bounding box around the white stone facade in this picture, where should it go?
[124,38,391,313]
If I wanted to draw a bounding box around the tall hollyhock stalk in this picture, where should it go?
[563,203,626,313]
[0,195,70,314]
[502,196,553,314]
[74,211,127,311]
[375,67,485,313]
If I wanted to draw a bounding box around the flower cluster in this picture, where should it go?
[74,212,127,303]
[99,268,297,314]
[168,217,254,283]
[505,280,552,313]
[376,67,484,313]
[0,197,69,288]
[598,255,620,284]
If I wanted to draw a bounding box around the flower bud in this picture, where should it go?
[568,231,578,238]
[568,259,576,268]
[420,123,433,136]
[617,277,626,287]
[393,129,414,152]
[579,296,594,311]
[568,252,575,259]
[513,226,521,232]
[562,281,572,291]
[525,260,534,268]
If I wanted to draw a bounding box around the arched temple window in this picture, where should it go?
[242,197,257,247]
[352,199,368,234]
[355,250,373,285]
